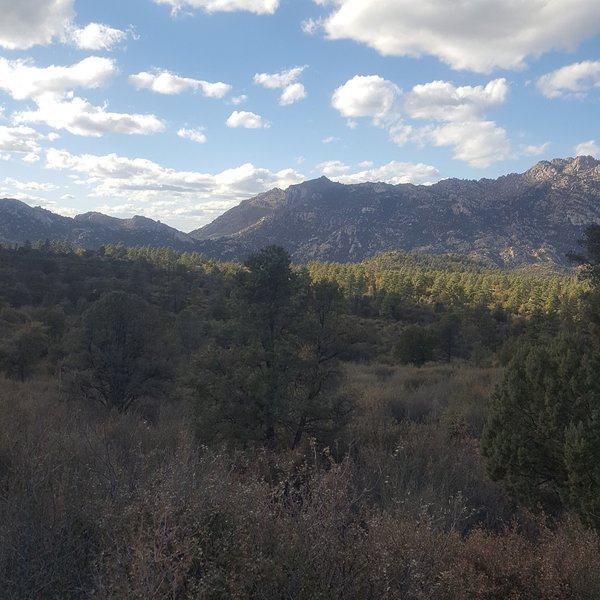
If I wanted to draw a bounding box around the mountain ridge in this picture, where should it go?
[2,156,600,266]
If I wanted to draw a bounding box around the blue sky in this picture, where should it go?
[0,0,599,231]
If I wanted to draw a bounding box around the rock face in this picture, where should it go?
[2,156,600,266]
[0,201,198,251]
[189,157,600,266]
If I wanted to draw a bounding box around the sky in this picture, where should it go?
[0,0,599,231]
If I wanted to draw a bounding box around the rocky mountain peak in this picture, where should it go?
[525,156,600,184]
[3,157,600,267]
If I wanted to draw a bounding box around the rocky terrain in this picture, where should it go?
[0,200,198,251]
[190,156,600,266]
[2,156,600,266]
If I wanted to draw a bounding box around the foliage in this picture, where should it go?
[191,246,352,449]
[2,239,600,597]
[482,224,600,527]
[69,291,174,412]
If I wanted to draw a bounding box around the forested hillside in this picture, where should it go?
[1,240,600,598]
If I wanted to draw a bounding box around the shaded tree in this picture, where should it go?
[0,321,48,381]
[395,325,434,366]
[192,247,351,449]
[70,291,173,412]
[482,330,600,524]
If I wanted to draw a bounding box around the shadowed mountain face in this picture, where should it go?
[2,156,600,266]
[190,156,600,266]
[0,201,199,251]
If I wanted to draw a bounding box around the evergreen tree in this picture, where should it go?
[70,291,173,412]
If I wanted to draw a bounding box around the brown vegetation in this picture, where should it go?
[1,366,599,599]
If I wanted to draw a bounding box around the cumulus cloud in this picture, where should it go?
[130,69,232,98]
[332,74,515,167]
[332,75,401,123]
[45,147,304,228]
[14,97,165,137]
[3,177,58,192]
[316,160,351,176]
[279,83,307,106]
[574,140,599,157]
[154,0,279,15]
[333,161,441,185]
[67,22,128,50]
[0,0,74,49]
[0,56,159,138]
[254,66,307,105]
[226,110,269,129]
[404,79,508,121]
[312,0,600,73]
[537,60,600,98]
[0,125,44,157]
[0,56,116,101]
[254,66,304,89]
[230,94,248,105]
[0,0,128,52]
[178,127,207,143]
[419,120,511,168]
[520,142,550,156]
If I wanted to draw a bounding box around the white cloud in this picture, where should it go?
[301,18,322,35]
[520,142,550,156]
[0,0,132,52]
[332,74,514,167]
[254,66,307,105]
[404,79,508,121]
[254,66,305,89]
[322,136,339,144]
[178,127,207,143]
[45,148,304,228]
[333,161,441,185]
[574,140,599,157]
[0,56,159,138]
[130,69,232,98]
[0,0,74,49]
[316,160,351,176]
[0,125,43,156]
[154,0,279,15]
[231,94,248,105]
[419,120,511,168]
[313,0,600,73]
[3,177,58,192]
[280,83,307,105]
[226,110,269,129]
[331,75,401,123]
[0,56,116,101]
[14,96,165,137]
[537,60,600,98]
[67,22,128,50]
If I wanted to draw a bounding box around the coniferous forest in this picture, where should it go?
[2,235,600,599]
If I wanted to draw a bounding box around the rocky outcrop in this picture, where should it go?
[2,157,600,266]
[189,156,600,266]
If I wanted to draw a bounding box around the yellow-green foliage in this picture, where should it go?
[308,251,586,316]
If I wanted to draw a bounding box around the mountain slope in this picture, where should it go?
[189,157,600,266]
[2,156,600,266]
[0,200,198,251]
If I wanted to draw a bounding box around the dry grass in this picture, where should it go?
[1,371,599,599]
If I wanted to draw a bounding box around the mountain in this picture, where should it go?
[190,156,600,266]
[2,156,600,266]
[0,200,198,251]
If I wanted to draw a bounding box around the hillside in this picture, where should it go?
[190,156,600,266]
[2,156,600,266]
[0,200,198,251]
